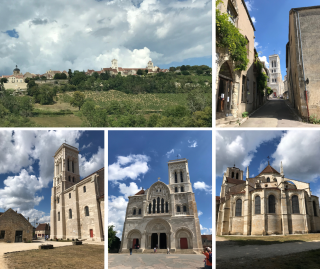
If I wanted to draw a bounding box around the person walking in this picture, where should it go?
[202,247,212,269]
[167,247,170,254]
[130,247,132,255]
[154,246,156,253]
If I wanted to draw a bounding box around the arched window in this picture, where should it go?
[236,173,239,179]
[235,199,242,216]
[149,203,151,214]
[133,208,136,215]
[73,177,74,183]
[272,61,273,67]
[175,187,178,193]
[177,206,180,213]
[292,195,299,214]
[183,205,187,212]
[255,196,261,214]
[85,206,89,216]
[267,177,270,183]
[69,209,72,219]
[83,186,86,193]
[157,197,160,213]
[67,159,70,171]
[313,201,317,216]
[231,172,234,178]
[57,197,59,204]
[69,193,71,199]
[175,172,177,183]
[68,176,71,182]
[268,195,275,213]
[180,171,183,182]
[58,212,60,221]
[161,198,164,213]
[181,186,184,192]
[165,202,168,213]
[153,199,156,213]
[72,161,74,173]
[138,208,141,215]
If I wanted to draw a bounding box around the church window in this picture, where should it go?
[166,202,168,213]
[133,209,136,215]
[73,177,74,182]
[83,186,86,193]
[235,199,242,216]
[268,195,276,213]
[0,231,5,239]
[72,161,74,173]
[161,198,164,213]
[313,201,317,216]
[58,212,60,221]
[227,2,237,24]
[236,173,239,179]
[85,206,89,216]
[232,172,234,178]
[67,159,70,171]
[181,186,184,192]
[180,171,183,182]
[68,176,71,182]
[292,195,299,214]
[275,78,277,83]
[175,187,178,193]
[138,208,141,215]
[183,205,187,212]
[157,197,160,213]
[57,197,59,203]
[69,209,72,219]
[267,177,270,183]
[153,199,156,213]
[177,206,181,213]
[175,172,177,183]
[149,203,151,214]
[255,196,261,214]
[69,193,71,199]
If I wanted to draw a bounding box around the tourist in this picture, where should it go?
[167,247,170,254]
[154,246,156,253]
[130,247,132,255]
[202,247,212,269]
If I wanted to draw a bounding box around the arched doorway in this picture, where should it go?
[217,62,233,116]
[127,230,142,249]
[145,219,171,249]
[175,228,193,249]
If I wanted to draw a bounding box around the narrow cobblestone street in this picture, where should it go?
[239,99,319,128]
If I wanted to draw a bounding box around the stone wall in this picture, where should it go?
[3,82,27,90]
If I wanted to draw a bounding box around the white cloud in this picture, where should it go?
[245,1,253,11]
[81,142,92,150]
[166,149,174,158]
[108,195,128,239]
[0,0,212,75]
[198,210,203,217]
[259,56,269,68]
[251,17,256,24]
[258,160,268,174]
[79,146,104,178]
[278,51,281,55]
[271,131,320,182]
[200,224,212,235]
[108,154,150,181]
[216,131,281,176]
[188,140,198,148]
[193,181,211,194]
[118,182,141,199]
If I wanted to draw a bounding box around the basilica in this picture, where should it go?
[216,162,320,235]
[120,158,203,253]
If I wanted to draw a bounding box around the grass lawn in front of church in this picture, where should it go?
[218,233,320,246]
[5,244,104,269]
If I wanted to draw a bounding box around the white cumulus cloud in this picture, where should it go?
[166,149,175,158]
[118,182,141,199]
[188,140,198,148]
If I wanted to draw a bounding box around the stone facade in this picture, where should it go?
[268,54,283,97]
[120,159,203,253]
[0,208,34,243]
[286,6,320,120]
[50,143,104,242]
[35,223,50,238]
[217,163,320,235]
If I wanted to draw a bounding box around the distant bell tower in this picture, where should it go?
[111,59,118,71]
[167,158,193,193]
[13,65,20,76]
[147,61,154,70]
[268,54,283,96]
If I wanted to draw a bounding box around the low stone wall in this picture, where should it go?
[35,79,68,85]
[3,83,27,90]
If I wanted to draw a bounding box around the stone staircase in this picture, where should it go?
[122,249,197,254]
[216,116,239,127]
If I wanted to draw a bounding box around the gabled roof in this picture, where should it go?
[201,234,212,240]
[36,223,50,231]
[258,164,280,176]
[135,189,145,195]
[226,177,245,185]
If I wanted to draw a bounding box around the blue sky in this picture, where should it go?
[108,130,212,238]
[0,0,211,75]
[216,130,320,200]
[0,130,104,226]
[245,0,320,79]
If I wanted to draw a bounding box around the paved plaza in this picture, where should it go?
[108,253,206,269]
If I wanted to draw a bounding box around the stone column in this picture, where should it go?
[157,233,160,248]
[302,192,309,233]
[243,183,251,235]
[141,233,145,250]
[280,189,289,235]
[262,189,266,235]
[170,232,175,250]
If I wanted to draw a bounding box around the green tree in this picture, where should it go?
[71,72,87,85]
[68,69,73,79]
[100,72,110,80]
[144,69,149,75]
[40,75,46,80]
[70,91,86,110]
[137,69,143,76]
[60,73,67,79]
[182,71,190,75]
[108,225,117,251]
[92,72,99,79]
[19,96,34,117]
[180,65,187,71]
[54,73,61,79]
[169,67,176,72]
[1,78,8,83]
[196,69,203,75]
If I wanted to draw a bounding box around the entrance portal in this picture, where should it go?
[132,238,140,249]
[15,231,23,242]
[160,233,166,249]
[180,238,188,249]
[90,229,93,238]
[151,233,158,248]
[217,62,233,116]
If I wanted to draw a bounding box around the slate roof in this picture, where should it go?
[201,234,212,240]
[226,177,245,185]
[36,223,50,231]
[135,189,145,195]
[258,164,280,176]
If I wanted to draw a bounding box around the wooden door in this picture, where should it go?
[90,229,93,238]
[132,238,137,249]
[180,238,188,249]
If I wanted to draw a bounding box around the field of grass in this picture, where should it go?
[61,90,191,111]
[218,234,320,246]
[5,244,104,269]
[30,114,83,127]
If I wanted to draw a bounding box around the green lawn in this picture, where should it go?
[30,114,83,127]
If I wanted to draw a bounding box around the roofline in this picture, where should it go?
[290,5,320,14]
[54,143,79,157]
[241,0,256,31]
[168,158,187,164]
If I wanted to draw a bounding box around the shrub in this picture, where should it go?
[242,112,249,118]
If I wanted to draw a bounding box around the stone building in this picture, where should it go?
[0,208,34,243]
[268,54,283,97]
[50,143,104,242]
[1,65,28,90]
[35,223,50,238]
[216,0,266,124]
[201,234,212,248]
[286,6,320,120]
[216,163,320,235]
[120,158,203,253]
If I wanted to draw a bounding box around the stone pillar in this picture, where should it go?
[280,189,289,235]
[141,233,145,250]
[170,232,176,250]
[302,192,309,233]
[142,200,146,217]
[50,187,56,239]
[243,183,251,235]
[170,193,175,216]
[157,233,160,248]
[262,189,266,235]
